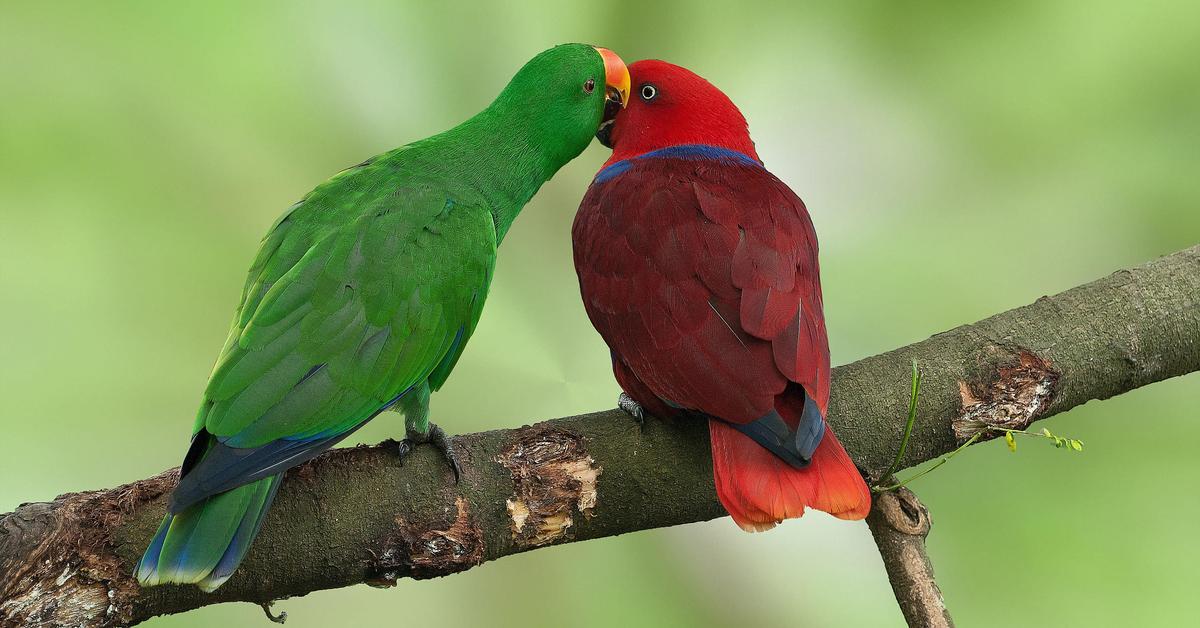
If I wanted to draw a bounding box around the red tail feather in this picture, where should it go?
[709,419,871,531]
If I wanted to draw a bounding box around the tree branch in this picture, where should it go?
[867,483,954,627]
[2,245,1197,627]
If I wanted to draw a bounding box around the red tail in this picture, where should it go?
[709,419,871,532]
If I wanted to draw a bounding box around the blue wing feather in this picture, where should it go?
[169,384,413,513]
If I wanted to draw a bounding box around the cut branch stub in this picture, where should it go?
[953,349,1060,442]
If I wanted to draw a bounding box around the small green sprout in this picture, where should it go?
[873,360,1084,493]
[994,426,1083,453]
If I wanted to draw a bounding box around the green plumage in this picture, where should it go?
[138,44,611,590]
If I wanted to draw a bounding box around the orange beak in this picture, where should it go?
[593,47,630,107]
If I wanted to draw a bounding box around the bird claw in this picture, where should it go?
[396,423,463,483]
[618,392,646,428]
[427,424,463,483]
[395,439,414,463]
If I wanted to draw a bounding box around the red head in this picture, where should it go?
[598,59,759,167]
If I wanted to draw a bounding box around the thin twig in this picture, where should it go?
[259,601,287,624]
[876,432,983,492]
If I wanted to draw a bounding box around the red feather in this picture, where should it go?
[574,157,869,528]
[574,60,870,527]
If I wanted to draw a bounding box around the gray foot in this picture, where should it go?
[396,422,463,483]
[618,392,646,427]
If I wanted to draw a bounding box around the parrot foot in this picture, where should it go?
[396,423,463,483]
[618,392,646,428]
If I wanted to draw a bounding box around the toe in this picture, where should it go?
[618,392,646,425]
[395,439,414,466]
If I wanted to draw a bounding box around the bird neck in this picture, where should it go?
[421,103,572,245]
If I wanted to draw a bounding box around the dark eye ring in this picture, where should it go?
[640,84,658,101]
[583,78,595,94]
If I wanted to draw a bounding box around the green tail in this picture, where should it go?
[136,475,280,592]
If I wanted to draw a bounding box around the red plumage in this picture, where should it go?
[573,60,870,530]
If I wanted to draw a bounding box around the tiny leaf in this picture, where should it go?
[1004,431,1017,453]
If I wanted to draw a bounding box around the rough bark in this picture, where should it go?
[1,245,1197,627]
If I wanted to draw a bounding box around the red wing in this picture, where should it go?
[573,158,830,422]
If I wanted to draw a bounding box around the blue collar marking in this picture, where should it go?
[594,144,762,184]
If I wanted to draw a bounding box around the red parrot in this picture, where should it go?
[573,60,871,531]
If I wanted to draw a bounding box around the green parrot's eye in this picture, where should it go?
[640,84,658,101]
[583,78,595,94]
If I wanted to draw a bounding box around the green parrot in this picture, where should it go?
[136,44,631,592]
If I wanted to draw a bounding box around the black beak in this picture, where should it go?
[596,86,623,148]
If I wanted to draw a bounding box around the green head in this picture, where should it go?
[487,43,630,172]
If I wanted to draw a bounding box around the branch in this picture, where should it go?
[867,483,954,627]
[2,245,1197,627]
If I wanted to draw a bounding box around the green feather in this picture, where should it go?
[139,43,615,590]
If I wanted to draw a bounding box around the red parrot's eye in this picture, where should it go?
[640,84,658,101]
[583,78,595,94]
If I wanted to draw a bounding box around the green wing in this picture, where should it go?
[170,162,495,511]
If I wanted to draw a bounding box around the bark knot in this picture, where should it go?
[874,487,932,538]
[497,427,601,548]
[953,350,1060,443]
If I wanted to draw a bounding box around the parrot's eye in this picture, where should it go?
[583,78,596,94]
[640,84,658,101]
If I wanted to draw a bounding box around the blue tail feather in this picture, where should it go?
[136,474,281,591]
[135,515,173,584]
[201,475,281,591]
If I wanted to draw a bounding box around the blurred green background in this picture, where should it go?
[2,1,1197,626]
